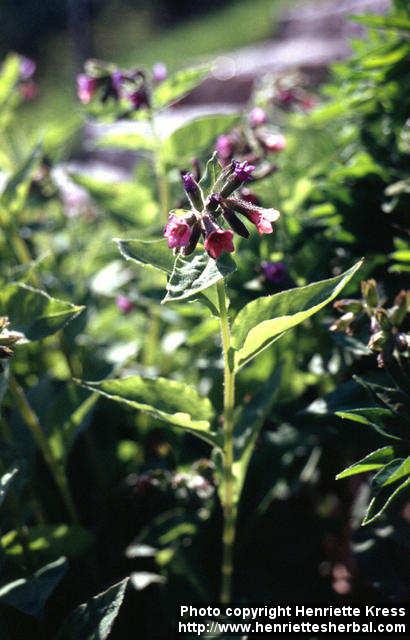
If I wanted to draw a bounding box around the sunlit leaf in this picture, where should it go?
[336,446,395,479]
[0,284,85,341]
[161,114,240,165]
[335,408,403,441]
[363,475,410,525]
[153,65,210,110]
[231,260,363,369]
[115,238,174,274]
[162,250,236,304]
[79,376,221,448]
[97,130,155,151]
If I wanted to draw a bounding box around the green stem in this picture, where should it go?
[217,280,237,604]
[9,376,79,524]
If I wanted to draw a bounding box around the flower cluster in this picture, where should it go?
[18,55,38,101]
[77,59,167,111]
[164,158,280,260]
[256,72,317,113]
[215,106,286,178]
[331,280,409,368]
[0,317,25,359]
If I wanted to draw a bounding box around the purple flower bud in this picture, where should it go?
[116,295,134,314]
[20,56,36,80]
[152,62,167,83]
[233,160,255,183]
[77,74,98,104]
[261,261,287,284]
[261,132,287,153]
[182,172,203,211]
[182,172,197,193]
[249,106,268,127]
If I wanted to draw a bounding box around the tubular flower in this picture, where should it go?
[77,74,98,104]
[164,214,193,249]
[202,215,234,260]
[223,197,280,235]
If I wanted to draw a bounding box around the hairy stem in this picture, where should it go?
[217,280,237,604]
[9,376,79,524]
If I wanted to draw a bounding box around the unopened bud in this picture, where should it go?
[395,333,409,353]
[333,299,363,314]
[374,308,390,331]
[181,172,204,211]
[389,290,409,327]
[361,279,378,309]
[221,207,250,238]
[329,312,355,333]
[368,330,387,352]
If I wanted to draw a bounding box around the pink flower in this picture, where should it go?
[247,208,280,235]
[249,106,268,127]
[164,214,192,249]
[77,74,98,104]
[263,133,286,153]
[216,134,234,161]
[202,215,234,259]
[204,228,234,259]
[116,295,134,314]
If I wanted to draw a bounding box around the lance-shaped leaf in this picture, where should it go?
[231,260,363,369]
[336,446,395,480]
[162,251,236,304]
[363,474,410,526]
[0,468,18,509]
[199,151,222,194]
[0,284,84,341]
[0,557,68,619]
[57,577,129,640]
[79,376,221,448]
[335,408,404,441]
[153,65,210,110]
[115,238,174,274]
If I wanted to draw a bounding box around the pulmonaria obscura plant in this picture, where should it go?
[79,147,362,603]
[164,157,280,260]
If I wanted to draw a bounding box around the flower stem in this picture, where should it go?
[9,375,79,524]
[216,280,237,604]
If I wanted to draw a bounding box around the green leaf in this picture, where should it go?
[0,468,18,508]
[97,130,155,151]
[79,376,221,448]
[162,249,236,304]
[161,114,240,165]
[115,238,174,274]
[362,475,410,525]
[199,151,222,194]
[336,447,395,480]
[231,365,282,504]
[335,408,403,441]
[0,557,68,619]
[351,14,410,31]
[57,578,129,640]
[153,65,210,110]
[0,284,85,341]
[375,457,410,488]
[231,260,363,369]
[0,144,42,213]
